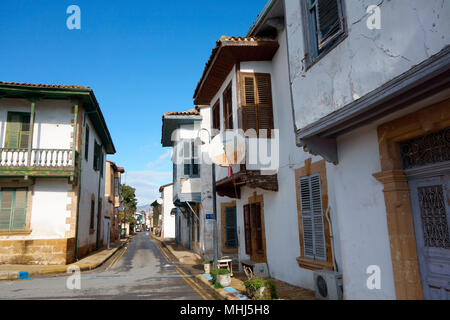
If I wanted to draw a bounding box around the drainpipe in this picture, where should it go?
[74,110,85,261]
[26,100,36,169]
[95,145,103,250]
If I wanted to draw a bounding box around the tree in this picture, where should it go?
[151,200,161,228]
[120,184,138,231]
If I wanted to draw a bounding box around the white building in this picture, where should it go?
[159,183,176,239]
[161,109,214,257]
[0,81,116,265]
[192,0,450,300]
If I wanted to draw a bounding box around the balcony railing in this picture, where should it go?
[0,148,74,167]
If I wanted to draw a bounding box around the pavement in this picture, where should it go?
[0,238,128,281]
[152,235,316,300]
[0,232,218,300]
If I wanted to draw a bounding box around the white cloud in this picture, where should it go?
[146,149,173,169]
[123,170,172,206]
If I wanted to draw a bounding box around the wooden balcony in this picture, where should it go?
[0,148,78,180]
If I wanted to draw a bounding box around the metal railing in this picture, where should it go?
[0,148,74,167]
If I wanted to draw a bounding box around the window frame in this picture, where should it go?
[239,72,274,137]
[295,159,334,271]
[181,140,200,178]
[221,201,238,253]
[84,125,90,161]
[5,112,31,149]
[212,99,221,135]
[301,0,347,70]
[0,187,29,232]
[223,82,233,130]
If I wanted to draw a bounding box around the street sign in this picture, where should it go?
[205,214,216,220]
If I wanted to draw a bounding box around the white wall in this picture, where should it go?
[77,113,107,249]
[162,185,176,238]
[0,98,73,151]
[285,0,450,130]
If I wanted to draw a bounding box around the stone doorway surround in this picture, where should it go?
[373,99,450,300]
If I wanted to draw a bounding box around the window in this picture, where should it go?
[223,83,233,130]
[0,188,28,231]
[182,140,199,178]
[114,177,119,197]
[90,197,95,230]
[240,73,274,137]
[85,125,90,160]
[212,100,220,134]
[299,174,327,261]
[93,141,103,174]
[225,206,237,249]
[5,112,31,148]
[303,0,346,65]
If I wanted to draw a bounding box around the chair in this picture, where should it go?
[217,256,233,276]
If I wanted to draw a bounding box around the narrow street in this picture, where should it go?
[0,233,217,300]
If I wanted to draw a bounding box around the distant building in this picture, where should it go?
[159,183,176,239]
[105,161,124,245]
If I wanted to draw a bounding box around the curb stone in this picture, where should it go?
[0,239,129,281]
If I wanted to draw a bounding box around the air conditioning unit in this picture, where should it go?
[313,270,343,300]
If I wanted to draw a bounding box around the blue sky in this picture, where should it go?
[0,0,267,205]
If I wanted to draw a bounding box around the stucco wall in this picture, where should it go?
[77,113,107,254]
[327,123,396,299]
[0,98,73,151]
[285,0,450,130]
[162,185,176,238]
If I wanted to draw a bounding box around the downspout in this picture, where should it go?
[95,145,103,250]
[74,108,84,261]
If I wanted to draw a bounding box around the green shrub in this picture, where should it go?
[214,282,223,289]
[202,260,213,265]
[210,268,230,283]
[244,278,278,300]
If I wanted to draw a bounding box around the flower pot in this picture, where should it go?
[217,274,231,287]
[204,263,211,274]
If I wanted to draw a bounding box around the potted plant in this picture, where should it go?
[244,278,278,300]
[202,260,213,274]
[216,268,231,287]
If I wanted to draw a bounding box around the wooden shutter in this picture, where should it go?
[223,84,233,130]
[240,73,274,136]
[0,189,13,230]
[5,113,23,148]
[11,188,27,230]
[225,206,237,249]
[19,115,31,149]
[243,204,252,255]
[256,75,274,137]
[317,0,344,50]
[0,188,27,231]
[252,203,264,254]
[212,100,220,132]
[299,175,327,260]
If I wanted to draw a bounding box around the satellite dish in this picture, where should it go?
[208,130,245,167]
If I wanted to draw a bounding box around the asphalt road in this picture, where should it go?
[0,232,216,300]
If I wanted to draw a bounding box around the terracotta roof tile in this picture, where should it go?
[0,81,91,90]
[163,108,200,117]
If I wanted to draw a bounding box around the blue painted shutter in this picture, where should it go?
[225,206,237,249]
[300,175,327,261]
